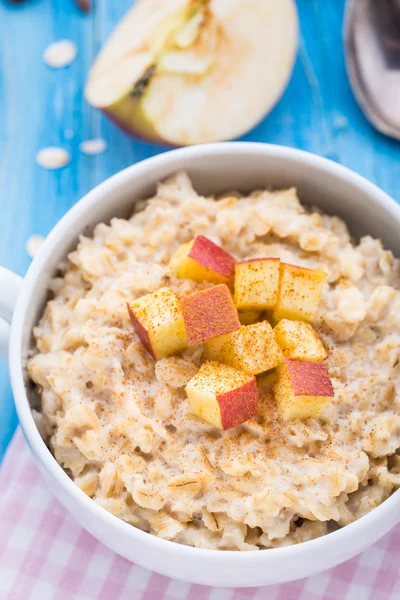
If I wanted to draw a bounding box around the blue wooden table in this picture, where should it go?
[0,0,399,461]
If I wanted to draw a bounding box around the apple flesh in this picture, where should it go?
[182,284,240,346]
[274,358,334,420]
[234,258,280,311]
[186,360,258,429]
[127,287,187,359]
[170,236,235,284]
[203,321,283,375]
[273,263,327,322]
[85,0,298,145]
[274,319,327,362]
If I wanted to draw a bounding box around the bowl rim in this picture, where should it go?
[10,141,400,561]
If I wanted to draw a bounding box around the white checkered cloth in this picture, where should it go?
[1,430,400,599]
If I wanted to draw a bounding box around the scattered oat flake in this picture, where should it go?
[26,235,44,259]
[79,138,107,156]
[43,40,77,69]
[334,115,349,129]
[36,147,71,170]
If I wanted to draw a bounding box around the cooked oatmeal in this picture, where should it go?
[28,171,400,550]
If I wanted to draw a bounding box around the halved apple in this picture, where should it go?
[85,0,298,145]
[170,236,235,284]
[182,284,240,346]
[186,360,258,429]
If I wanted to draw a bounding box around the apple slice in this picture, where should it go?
[274,358,334,420]
[170,236,235,284]
[234,258,280,311]
[274,319,327,362]
[85,0,298,145]
[273,263,327,322]
[186,361,258,429]
[127,287,187,359]
[182,284,240,346]
[203,321,283,375]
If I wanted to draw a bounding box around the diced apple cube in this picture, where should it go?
[186,361,258,429]
[203,321,283,375]
[274,358,334,420]
[182,284,240,346]
[170,235,235,284]
[234,258,280,310]
[274,319,327,362]
[273,263,327,322]
[127,287,187,359]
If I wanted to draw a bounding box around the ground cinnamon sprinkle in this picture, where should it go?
[191,360,250,395]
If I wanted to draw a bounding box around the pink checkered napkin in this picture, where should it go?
[1,431,400,600]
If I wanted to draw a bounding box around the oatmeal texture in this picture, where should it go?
[29,171,400,550]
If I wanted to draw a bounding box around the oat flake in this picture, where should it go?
[334,115,349,129]
[26,235,45,259]
[79,138,107,156]
[36,147,71,170]
[43,40,77,69]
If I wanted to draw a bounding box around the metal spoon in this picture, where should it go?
[344,0,400,139]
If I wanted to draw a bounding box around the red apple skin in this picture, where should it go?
[182,284,240,346]
[189,236,235,280]
[218,377,258,430]
[127,303,155,359]
[284,358,334,396]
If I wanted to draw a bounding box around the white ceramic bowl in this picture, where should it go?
[1,143,400,587]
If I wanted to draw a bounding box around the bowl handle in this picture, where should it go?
[0,266,23,362]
